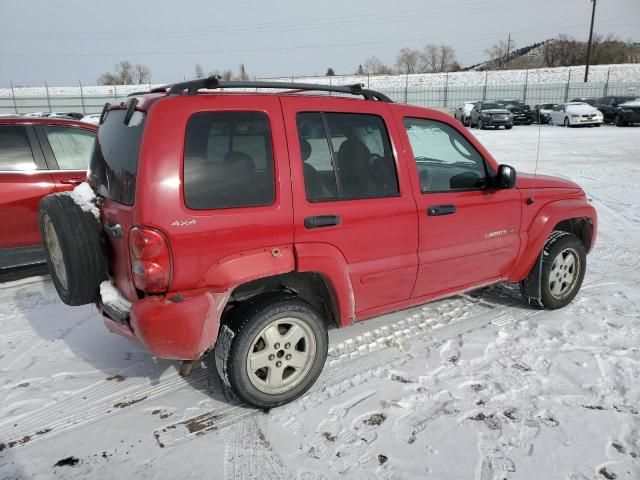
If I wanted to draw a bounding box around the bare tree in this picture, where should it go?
[221,69,234,81]
[364,56,391,75]
[97,72,120,86]
[195,64,205,78]
[395,47,420,74]
[420,44,458,72]
[485,40,514,70]
[97,60,145,85]
[134,63,151,84]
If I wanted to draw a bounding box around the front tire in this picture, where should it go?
[213,294,328,408]
[615,115,626,127]
[539,232,586,309]
[564,117,571,128]
[478,120,485,130]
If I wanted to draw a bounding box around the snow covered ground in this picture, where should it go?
[1,125,639,480]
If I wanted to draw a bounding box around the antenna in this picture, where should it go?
[530,69,542,205]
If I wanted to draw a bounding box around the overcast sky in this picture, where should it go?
[0,0,638,87]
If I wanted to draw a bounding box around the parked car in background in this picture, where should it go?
[469,101,514,129]
[570,97,598,107]
[49,112,85,121]
[595,96,640,126]
[532,103,559,124]
[0,117,97,269]
[453,101,476,126]
[23,112,51,117]
[496,99,534,125]
[548,102,603,127]
[81,113,101,125]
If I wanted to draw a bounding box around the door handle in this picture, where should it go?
[427,205,456,216]
[304,215,341,229]
[61,178,84,186]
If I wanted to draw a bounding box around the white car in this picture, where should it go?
[80,113,101,125]
[548,102,603,127]
[453,101,476,126]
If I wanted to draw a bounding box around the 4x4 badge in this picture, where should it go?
[171,219,197,227]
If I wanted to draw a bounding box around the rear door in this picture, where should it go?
[394,113,521,299]
[34,124,96,189]
[281,96,419,318]
[0,124,55,260]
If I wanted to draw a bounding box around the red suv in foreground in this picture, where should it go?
[39,78,597,408]
[0,117,97,269]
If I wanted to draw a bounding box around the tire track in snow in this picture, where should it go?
[154,291,540,448]
[1,262,631,451]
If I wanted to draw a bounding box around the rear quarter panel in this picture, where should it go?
[134,95,295,293]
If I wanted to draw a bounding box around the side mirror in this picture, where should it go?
[496,164,517,189]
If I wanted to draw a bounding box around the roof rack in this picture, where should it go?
[163,76,392,102]
[127,85,170,97]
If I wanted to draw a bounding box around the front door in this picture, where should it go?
[281,97,419,317]
[395,115,521,299]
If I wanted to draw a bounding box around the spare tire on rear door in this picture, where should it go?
[39,191,107,306]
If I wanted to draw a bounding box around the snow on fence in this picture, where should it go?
[1,64,639,114]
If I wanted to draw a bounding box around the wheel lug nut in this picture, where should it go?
[274,343,280,349]
[276,361,282,367]
[268,354,275,361]
[285,354,291,360]
[284,343,290,349]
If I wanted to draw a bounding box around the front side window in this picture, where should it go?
[0,126,37,171]
[403,118,488,193]
[183,111,275,209]
[296,112,399,202]
[43,126,95,170]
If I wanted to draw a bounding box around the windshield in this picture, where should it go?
[617,96,638,104]
[88,109,146,205]
[481,102,503,110]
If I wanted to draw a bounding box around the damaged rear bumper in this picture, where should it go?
[99,288,230,360]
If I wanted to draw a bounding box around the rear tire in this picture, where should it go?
[505,125,513,130]
[39,193,106,306]
[213,294,328,409]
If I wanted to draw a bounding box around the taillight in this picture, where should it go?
[129,227,172,293]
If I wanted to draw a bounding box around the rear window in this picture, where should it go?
[88,109,146,205]
[183,111,275,210]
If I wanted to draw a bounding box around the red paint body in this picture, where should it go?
[0,118,97,251]
[96,94,596,360]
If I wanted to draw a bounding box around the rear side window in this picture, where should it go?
[43,126,95,170]
[88,109,145,205]
[0,126,37,171]
[183,111,275,210]
[296,112,399,202]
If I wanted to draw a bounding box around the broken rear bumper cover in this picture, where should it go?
[99,288,230,360]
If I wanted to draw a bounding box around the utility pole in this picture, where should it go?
[506,33,511,66]
[584,0,597,82]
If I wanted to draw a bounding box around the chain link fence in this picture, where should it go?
[1,76,638,115]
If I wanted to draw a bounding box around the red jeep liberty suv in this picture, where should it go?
[39,78,597,408]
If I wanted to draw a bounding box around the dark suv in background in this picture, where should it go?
[497,99,534,125]
[469,101,514,129]
[595,96,640,126]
